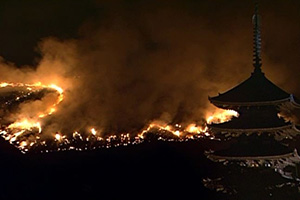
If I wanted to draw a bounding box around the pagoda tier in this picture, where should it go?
[205,134,300,169]
[211,107,288,129]
[209,124,300,141]
[202,163,300,197]
[205,145,300,170]
[209,70,300,110]
[205,149,300,169]
[208,106,300,140]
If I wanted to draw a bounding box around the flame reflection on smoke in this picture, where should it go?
[0,81,239,153]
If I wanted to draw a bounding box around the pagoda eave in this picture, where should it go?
[208,124,300,140]
[209,97,289,109]
[205,149,296,162]
[205,149,300,169]
[209,94,300,110]
[209,124,295,133]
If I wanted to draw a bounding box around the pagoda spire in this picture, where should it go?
[252,3,262,73]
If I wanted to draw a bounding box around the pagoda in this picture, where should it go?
[205,4,300,174]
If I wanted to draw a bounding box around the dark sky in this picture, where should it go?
[0,0,97,65]
[0,0,300,134]
[0,0,299,66]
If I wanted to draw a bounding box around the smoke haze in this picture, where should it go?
[0,0,299,136]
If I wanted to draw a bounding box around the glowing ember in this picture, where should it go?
[0,82,9,87]
[91,128,97,135]
[55,133,64,141]
[48,84,63,94]
[185,123,207,133]
[73,131,83,140]
[8,119,42,133]
[9,130,25,142]
[137,121,210,140]
[139,122,182,138]
[20,141,27,148]
[174,130,180,137]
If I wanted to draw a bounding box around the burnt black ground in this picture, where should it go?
[0,138,223,200]
[0,137,299,200]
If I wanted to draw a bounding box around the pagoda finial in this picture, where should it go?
[252,3,262,73]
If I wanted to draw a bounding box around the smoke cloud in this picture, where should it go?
[0,0,299,136]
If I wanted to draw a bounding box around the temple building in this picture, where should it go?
[205,4,300,179]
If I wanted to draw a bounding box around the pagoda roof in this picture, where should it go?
[209,4,300,108]
[209,122,300,141]
[209,115,289,130]
[212,138,293,157]
[209,71,300,107]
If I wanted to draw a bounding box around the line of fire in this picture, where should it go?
[0,3,300,199]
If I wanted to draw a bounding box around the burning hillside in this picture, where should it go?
[0,81,238,153]
[0,0,249,154]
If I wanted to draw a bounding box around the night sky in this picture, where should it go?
[0,0,299,71]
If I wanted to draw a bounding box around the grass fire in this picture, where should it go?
[0,81,237,153]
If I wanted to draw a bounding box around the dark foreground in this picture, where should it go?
[0,137,299,200]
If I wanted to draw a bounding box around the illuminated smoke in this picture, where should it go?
[0,1,299,152]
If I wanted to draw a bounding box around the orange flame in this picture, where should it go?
[0,81,240,153]
[8,119,42,133]
[0,81,64,146]
[91,128,97,135]
[206,108,238,124]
